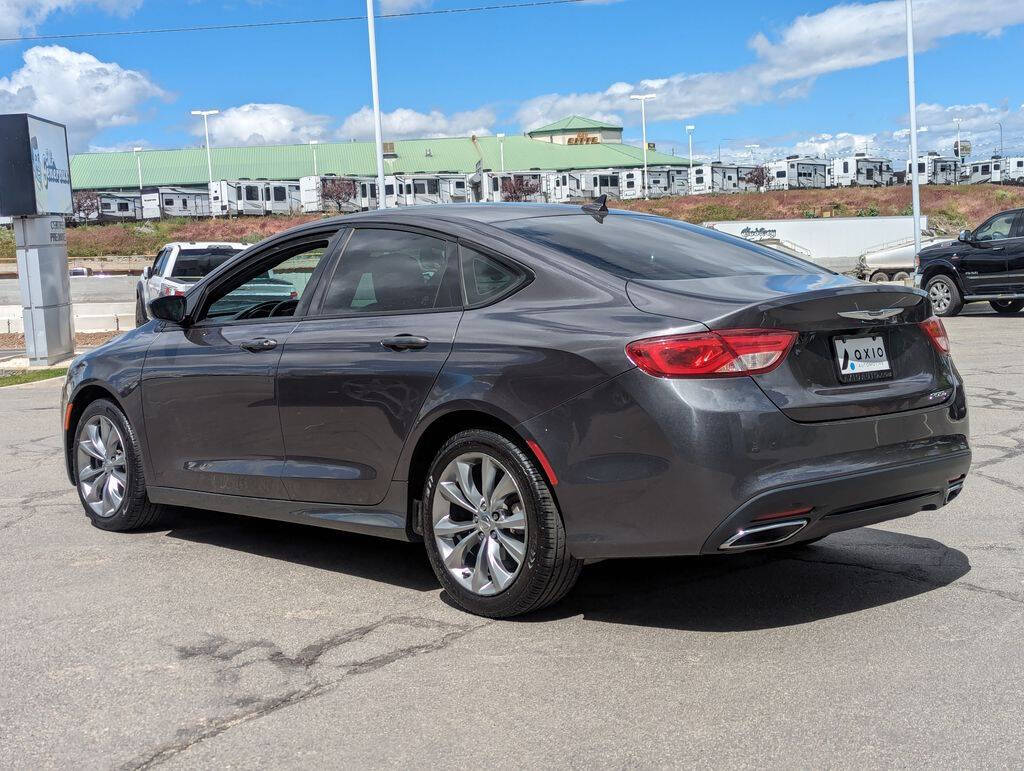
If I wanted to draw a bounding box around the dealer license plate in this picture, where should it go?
[834,335,891,382]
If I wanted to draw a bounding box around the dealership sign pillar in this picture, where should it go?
[0,114,75,365]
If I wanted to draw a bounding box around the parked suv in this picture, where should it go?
[136,242,246,325]
[917,208,1024,316]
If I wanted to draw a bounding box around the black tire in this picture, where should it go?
[73,398,168,532]
[422,429,582,618]
[990,299,1024,314]
[925,274,963,317]
[868,271,889,283]
[135,292,148,327]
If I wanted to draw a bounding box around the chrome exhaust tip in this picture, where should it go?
[718,519,809,551]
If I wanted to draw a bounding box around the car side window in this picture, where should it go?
[318,229,460,315]
[460,245,525,306]
[200,239,334,322]
[973,212,1017,242]
[152,248,169,275]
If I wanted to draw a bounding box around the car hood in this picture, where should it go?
[919,240,961,260]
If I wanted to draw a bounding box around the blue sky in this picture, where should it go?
[1,0,1022,163]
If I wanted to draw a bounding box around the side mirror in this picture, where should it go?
[958,229,972,243]
[141,266,152,279]
[148,295,188,325]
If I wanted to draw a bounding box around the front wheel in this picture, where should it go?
[423,429,582,618]
[74,399,168,531]
[925,275,963,317]
[990,299,1024,314]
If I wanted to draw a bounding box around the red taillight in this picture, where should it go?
[919,316,950,354]
[626,329,797,378]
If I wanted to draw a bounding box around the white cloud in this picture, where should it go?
[0,0,142,37]
[87,138,153,153]
[338,106,496,140]
[0,46,166,151]
[199,103,332,146]
[377,0,430,12]
[515,0,1024,129]
[713,102,1024,165]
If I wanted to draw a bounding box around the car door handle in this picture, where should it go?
[380,335,429,351]
[240,337,278,352]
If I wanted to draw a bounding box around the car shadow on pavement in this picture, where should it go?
[161,507,440,592]
[528,527,970,631]
[160,508,969,631]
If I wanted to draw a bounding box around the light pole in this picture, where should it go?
[953,117,962,185]
[496,133,505,173]
[309,140,319,176]
[685,125,695,194]
[365,0,387,209]
[996,121,1003,156]
[133,147,143,191]
[630,93,656,199]
[904,0,922,276]
[191,109,219,215]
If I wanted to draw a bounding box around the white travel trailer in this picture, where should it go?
[967,157,1008,184]
[767,156,831,190]
[906,153,960,185]
[1002,156,1024,182]
[210,180,300,215]
[687,163,713,194]
[157,186,211,217]
[95,191,142,221]
[833,153,894,187]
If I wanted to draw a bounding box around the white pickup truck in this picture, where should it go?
[135,242,246,325]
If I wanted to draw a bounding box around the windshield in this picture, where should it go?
[497,212,824,281]
[170,248,241,279]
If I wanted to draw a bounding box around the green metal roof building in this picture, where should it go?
[70,130,689,191]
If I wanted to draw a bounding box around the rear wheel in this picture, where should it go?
[892,271,911,283]
[925,275,963,317]
[990,299,1024,314]
[74,399,167,531]
[423,429,582,618]
[868,271,889,283]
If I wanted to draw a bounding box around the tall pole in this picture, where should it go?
[630,93,656,199]
[310,140,319,176]
[497,133,505,173]
[366,0,387,209]
[192,109,219,216]
[997,121,1003,156]
[686,125,695,195]
[133,147,143,191]
[905,0,922,273]
[953,118,961,185]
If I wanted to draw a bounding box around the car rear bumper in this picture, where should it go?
[699,448,970,553]
[518,367,970,560]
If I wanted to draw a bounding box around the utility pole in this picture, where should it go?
[309,140,319,176]
[365,0,387,209]
[133,147,143,191]
[191,109,219,216]
[904,0,922,275]
[685,125,695,195]
[953,117,962,185]
[630,93,656,199]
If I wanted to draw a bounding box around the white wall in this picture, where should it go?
[705,215,930,272]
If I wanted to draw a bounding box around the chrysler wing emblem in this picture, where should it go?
[837,308,904,321]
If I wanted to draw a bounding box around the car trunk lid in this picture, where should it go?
[626,274,957,422]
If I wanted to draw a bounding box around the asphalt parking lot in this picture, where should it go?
[1,310,1022,768]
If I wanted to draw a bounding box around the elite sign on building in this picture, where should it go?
[0,113,73,217]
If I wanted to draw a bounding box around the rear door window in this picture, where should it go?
[318,229,460,315]
[170,248,241,278]
[498,213,822,280]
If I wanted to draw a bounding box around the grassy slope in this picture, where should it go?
[2,185,1022,261]
[613,184,1024,234]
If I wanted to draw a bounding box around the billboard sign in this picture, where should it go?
[954,140,972,159]
[0,113,73,217]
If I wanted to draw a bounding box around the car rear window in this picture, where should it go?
[170,248,241,278]
[497,213,822,280]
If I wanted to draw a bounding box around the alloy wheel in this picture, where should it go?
[431,452,528,596]
[76,415,128,518]
[928,279,952,314]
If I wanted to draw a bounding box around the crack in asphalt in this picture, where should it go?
[122,615,487,770]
